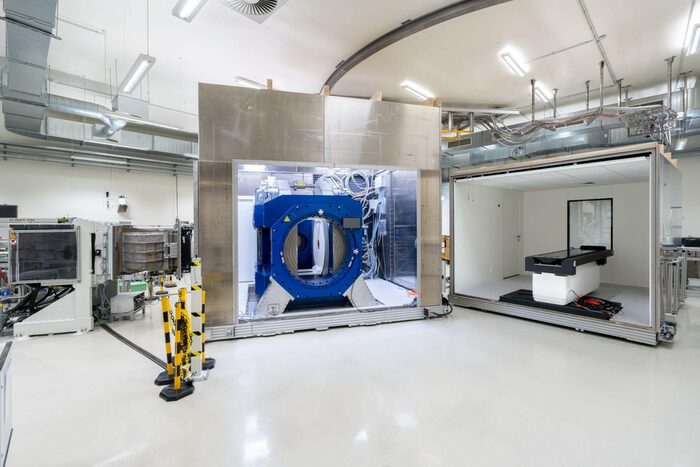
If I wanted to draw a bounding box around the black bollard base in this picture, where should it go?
[159,382,194,402]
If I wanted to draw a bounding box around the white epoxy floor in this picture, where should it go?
[5,296,700,466]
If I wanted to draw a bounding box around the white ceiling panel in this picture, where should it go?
[465,157,649,191]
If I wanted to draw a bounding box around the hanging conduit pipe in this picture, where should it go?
[617,79,623,108]
[599,61,605,109]
[666,56,675,110]
[531,79,536,122]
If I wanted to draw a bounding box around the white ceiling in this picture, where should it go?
[333,0,698,108]
[462,157,650,191]
[10,0,697,123]
[42,0,454,117]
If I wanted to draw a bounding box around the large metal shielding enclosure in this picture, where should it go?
[197,85,441,335]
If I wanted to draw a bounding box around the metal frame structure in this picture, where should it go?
[197,85,442,340]
[449,143,679,345]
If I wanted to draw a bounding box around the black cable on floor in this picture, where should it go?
[100,324,166,370]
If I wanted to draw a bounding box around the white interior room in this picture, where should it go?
[1,1,700,466]
[453,157,652,327]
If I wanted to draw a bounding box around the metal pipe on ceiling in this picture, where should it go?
[599,61,605,109]
[530,79,536,122]
[585,80,590,110]
[666,56,675,110]
[617,79,623,108]
[322,0,513,90]
[578,0,617,83]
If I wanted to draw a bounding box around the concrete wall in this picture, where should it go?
[0,159,193,225]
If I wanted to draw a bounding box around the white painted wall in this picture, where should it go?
[0,159,193,225]
[453,182,523,294]
[523,182,649,288]
[677,157,700,237]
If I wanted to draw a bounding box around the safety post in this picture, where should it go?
[159,288,195,401]
[191,259,215,371]
[155,276,167,296]
[154,296,175,386]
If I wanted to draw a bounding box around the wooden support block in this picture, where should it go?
[320,85,330,96]
[422,97,443,108]
[266,79,273,90]
[370,91,382,102]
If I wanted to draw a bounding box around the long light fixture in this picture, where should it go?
[119,54,156,94]
[676,138,688,151]
[534,85,550,103]
[500,52,526,77]
[72,156,128,165]
[688,24,700,55]
[400,81,434,101]
[233,76,267,90]
[172,0,208,22]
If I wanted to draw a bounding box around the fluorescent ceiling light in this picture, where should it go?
[72,156,127,165]
[687,23,700,55]
[119,54,156,94]
[172,0,208,22]
[241,164,266,172]
[400,81,434,101]
[534,86,550,103]
[234,76,267,90]
[500,52,526,77]
[676,138,688,151]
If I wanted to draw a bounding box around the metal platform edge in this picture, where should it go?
[206,307,427,341]
[450,294,659,346]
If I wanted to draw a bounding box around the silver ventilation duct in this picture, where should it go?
[0,0,197,174]
[1,0,57,134]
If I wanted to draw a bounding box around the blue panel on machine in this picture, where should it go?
[254,194,364,306]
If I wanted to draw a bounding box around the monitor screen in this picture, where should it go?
[11,230,79,283]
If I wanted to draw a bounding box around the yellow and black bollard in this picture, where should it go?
[155,276,168,296]
[154,296,175,386]
[202,289,215,370]
[159,288,194,401]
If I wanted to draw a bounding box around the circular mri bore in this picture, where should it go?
[282,216,348,286]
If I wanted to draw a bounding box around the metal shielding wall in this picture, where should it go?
[198,84,441,326]
[324,97,442,307]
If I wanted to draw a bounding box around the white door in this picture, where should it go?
[501,192,522,279]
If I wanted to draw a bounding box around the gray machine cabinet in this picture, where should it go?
[197,85,442,340]
[449,143,680,345]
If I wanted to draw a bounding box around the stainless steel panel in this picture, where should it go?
[419,169,442,307]
[450,295,658,345]
[197,86,443,326]
[196,161,233,326]
[198,84,324,163]
[324,96,441,170]
[384,171,418,289]
[207,306,426,341]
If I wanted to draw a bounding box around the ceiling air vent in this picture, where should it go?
[224,0,289,23]
[447,137,473,149]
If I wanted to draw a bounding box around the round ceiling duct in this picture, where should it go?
[226,0,278,16]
